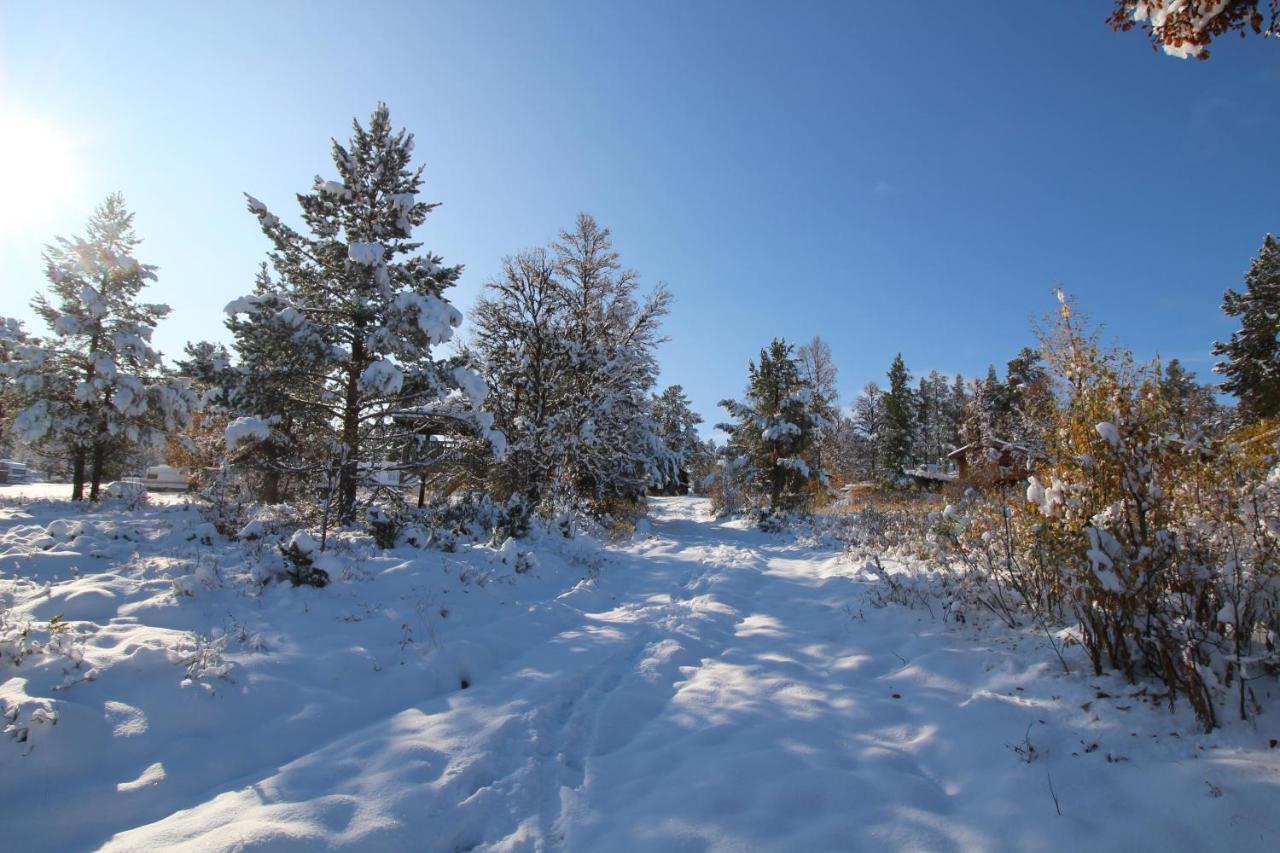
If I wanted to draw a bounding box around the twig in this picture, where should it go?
[1047,771,1062,816]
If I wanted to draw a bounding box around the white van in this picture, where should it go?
[143,465,191,492]
[0,460,29,485]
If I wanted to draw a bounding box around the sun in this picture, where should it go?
[0,112,79,236]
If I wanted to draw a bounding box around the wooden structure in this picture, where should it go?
[946,438,1039,485]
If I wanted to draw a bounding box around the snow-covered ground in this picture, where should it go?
[1,492,1278,851]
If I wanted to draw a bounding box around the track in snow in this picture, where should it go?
[96,497,1280,851]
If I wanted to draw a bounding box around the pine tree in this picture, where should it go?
[0,318,34,456]
[946,373,968,453]
[171,341,236,488]
[221,266,333,504]
[466,247,563,513]
[964,365,1005,445]
[1160,357,1222,438]
[468,216,673,523]
[651,384,704,494]
[1002,347,1050,450]
[795,336,840,477]
[915,370,954,467]
[1213,234,1280,423]
[11,195,195,499]
[227,104,499,521]
[849,381,885,481]
[879,353,916,479]
[718,339,830,521]
[552,214,675,516]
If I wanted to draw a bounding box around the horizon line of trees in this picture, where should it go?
[1,103,1278,546]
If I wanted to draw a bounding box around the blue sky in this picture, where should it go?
[2,1,1277,435]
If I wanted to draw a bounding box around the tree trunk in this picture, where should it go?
[71,447,86,501]
[337,345,363,524]
[89,437,106,501]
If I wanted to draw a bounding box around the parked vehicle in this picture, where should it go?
[0,460,29,485]
[143,465,192,492]
[104,480,148,501]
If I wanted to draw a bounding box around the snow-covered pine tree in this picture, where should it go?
[1159,357,1222,438]
[9,195,195,499]
[795,336,840,479]
[465,247,564,514]
[650,384,704,494]
[227,104,500,522]
[1002,347,1050,452]
[717,338,830,523]
[1213,234,1280,423]
[552,214,675,518]
[879,353,916,480]
[467,216,674,525]
[946,373,968,453]
[915,370,954,467]
[0,318,34,455]
[849,381,886,481]
[171,341,237,487]
[221,265,333,504]
[963,365,1004,446]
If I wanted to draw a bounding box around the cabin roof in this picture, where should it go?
[946,437,1036,459]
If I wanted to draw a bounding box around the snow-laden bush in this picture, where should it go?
[366,501,408,550]
[280,530,329,588]
[169,631,233,688]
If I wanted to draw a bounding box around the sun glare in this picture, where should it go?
[0,112,79,236]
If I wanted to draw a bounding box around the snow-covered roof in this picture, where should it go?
[946,437,1036,459]
[904,467,958,482]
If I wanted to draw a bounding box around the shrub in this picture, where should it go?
[279,530,329,588]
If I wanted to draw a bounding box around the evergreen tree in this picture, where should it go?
[0,318,33,456]
[552,214,675,515]
[849,381,885,481]
[795,336,840,475]
[221,266,335,504]
[10,195,195,499]
[171,341,236,488]
[915,370,954,466]
[468,216,673,523]
[1002,347,1050,450]
[687,438,719,495]
[651,384,704,494]
[227,104,499,521]
[466,247,563,513]
[718,339,830,520]
[1160,357,1222,438]
[945,373,969,454]
[1213,234,1280,422]
[964,365,1004,445]
[879,353,916,479]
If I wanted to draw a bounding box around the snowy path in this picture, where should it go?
[4,495,1278,851]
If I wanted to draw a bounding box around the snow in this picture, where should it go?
[393,291,463,345]
[0,494,1277,851]
[244,194,279,228]
[222,296,260,316]
[317,180,351,199]
[51,315,82,336]
[451,365,488,407]
[348,241,385,267]
[224,416,271,450]
[1095,421,1121,449]
[360,359,404,395]
[761,421,800,441]
[776,456,810,476]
